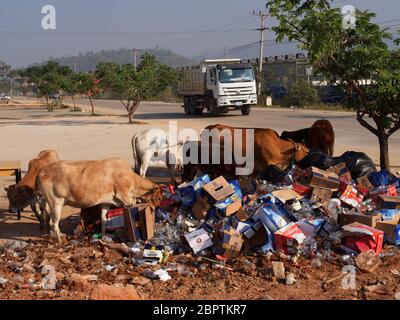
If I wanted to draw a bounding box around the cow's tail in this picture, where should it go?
[131,134,141,174]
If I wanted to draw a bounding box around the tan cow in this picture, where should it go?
[4,150,60,225]
[35,158,163,243]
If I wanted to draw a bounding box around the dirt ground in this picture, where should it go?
[1,102,400,300]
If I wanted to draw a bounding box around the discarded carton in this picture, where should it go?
[234,208,250,222]
[329,162,352,184]
[308,167,340,191]
[138,205,155,240]
[296,219,333,238]
[184,229,213,254]
[243,226,270,251]
[340,185,364,208]
[370,185,398,203]
[337,213,382,228]
[341,223,384,254]
[311,187,333,207]
[142,244,164,264]
[380,209,400,222]
[272,189,302,204]
[105,208,125,232]
[124,207,144,242]
[214,226,243,258]
[214,180,243,216]
[253,204,292,234]
[203,176,234,202]
[376,219,400,245]
[376,196,400,210]
[191,197,212,220]
[274,222,306,255]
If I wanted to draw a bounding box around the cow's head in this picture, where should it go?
[292,142,309,162]
[4,184,35,210]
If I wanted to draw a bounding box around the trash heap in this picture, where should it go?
[81,155,400,282]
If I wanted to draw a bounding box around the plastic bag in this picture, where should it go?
[260,165,287,184]
[333,151,376,179]
[296,149,335,170]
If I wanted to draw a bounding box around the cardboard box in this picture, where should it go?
[203,176,234,202]
[311,187,333,207]
[370,185,398,203]
[272,189,302,203]
[184,228,213,254]
[308,167,340,191]
[124,207,144,242]
[340,185,364,208]
[213,181,242,216]
[142,244,164,264]
[328,162,352,184]
[105,208,125,232]
[253,205,292,233]
[243,220,264,239]
[376,195,400,210]
[234,208,250,222]
[341,222,384,254]
[243,226,268,251]
[214,226,244,258]
[274,222,306,254]
[337,212,382,228]
[138,205,155,240]
[380,209,400,222]
[376,219,400,245]
[296,219,333,239]
[191,197,212,220]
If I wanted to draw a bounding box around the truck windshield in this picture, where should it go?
[218,67,255,83]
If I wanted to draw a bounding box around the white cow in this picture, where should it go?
[131,129,184,184]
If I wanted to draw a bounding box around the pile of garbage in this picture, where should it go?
[75,150,400,282]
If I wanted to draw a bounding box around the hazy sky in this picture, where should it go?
[0,0,399,67]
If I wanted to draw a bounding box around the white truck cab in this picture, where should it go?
[179,59,257,116]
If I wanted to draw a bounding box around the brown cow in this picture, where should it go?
[280,119,335,156]
[182,124,308,181]
[35,158,163,243]
[4,150,60,224]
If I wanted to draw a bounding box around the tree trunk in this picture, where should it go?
[127,100,140,124]
[88,96,94,115]
[45,96,50,111]
[378,132,390,171]
[71,95,76,111]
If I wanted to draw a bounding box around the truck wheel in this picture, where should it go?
[241,105,251,115]
[222,107,229,113]
[184,98,191,115]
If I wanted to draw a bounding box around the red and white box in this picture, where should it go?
[340,185,364,208]
[341,222,384,254]
[370,185,398,203]
[274,222,306,255]
[105,208,125,232]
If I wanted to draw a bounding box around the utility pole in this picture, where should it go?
[253,11,267,95]
[224,46,228,59]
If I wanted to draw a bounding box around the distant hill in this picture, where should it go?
[48,48,194,72]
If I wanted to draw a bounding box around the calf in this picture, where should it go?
[131,129,184,184]
[280,119,335,156]
[35,158,163,243]
[4,150,60,225]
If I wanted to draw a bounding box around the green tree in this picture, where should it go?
[95,53,180,123]
[74,72,98,115]
[267,0,400,170]
[286,80,320,107]
[20,61,72,111]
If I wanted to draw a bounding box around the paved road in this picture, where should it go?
[15,97,400,167]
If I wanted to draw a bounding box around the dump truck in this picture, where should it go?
[178,59,257,116]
